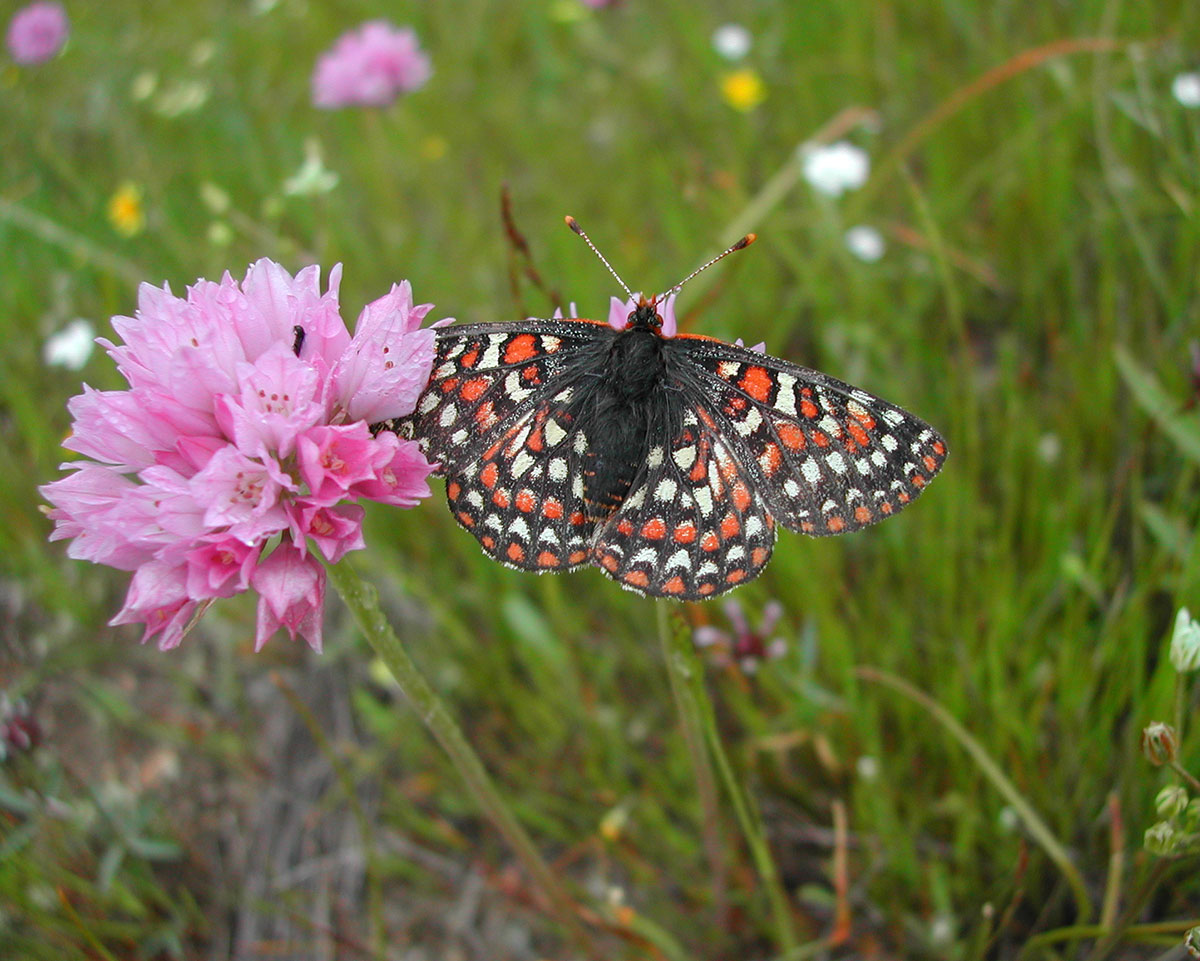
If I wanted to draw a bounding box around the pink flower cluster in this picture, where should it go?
[40,261,444,652]
[6,1,68,65]
[312,20,431,109]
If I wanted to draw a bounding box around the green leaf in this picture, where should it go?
[1113,345,1200,464]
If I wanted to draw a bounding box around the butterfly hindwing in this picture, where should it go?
[592,406,777,599]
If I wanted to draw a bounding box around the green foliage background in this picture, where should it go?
[2,0,1199,958]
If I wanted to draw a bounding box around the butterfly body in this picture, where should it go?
[387,291,947,601]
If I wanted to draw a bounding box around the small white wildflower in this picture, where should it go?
[152,78,210,117]
[283,139,339,197]
[130,71,158,102]
[845,225,885,262]
[712,24,752,61]
[855,755,879,781]
[997,805,1020,833]
[1156,784,1189,820]
[800,141,870,197]
[1037,432,1062,464]
[1172,72,1200,108]
[929,913,955,948]
[43,319,95,370]
[199,182,230,215]
[1170,607,1200,673]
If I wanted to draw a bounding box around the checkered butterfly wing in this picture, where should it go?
[404,320,609,572]
[669,336,948,537]
[592,403,778,599]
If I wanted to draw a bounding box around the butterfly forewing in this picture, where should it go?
[669,336,947,536]
[404,321,611,573]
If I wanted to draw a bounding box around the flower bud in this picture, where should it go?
[1156,784,1190,820]
[1186,924,1200,959]
[1144,820,1180,856]
[1184,798,1200,832]
[1142,722,1179,766]
[1171,607,1200,673]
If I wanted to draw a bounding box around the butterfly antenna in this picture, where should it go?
[565,215,634,301]
[656,233,757,302]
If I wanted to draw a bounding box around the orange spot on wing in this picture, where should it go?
[456,511,475,527]
[440,378,459,393]
[690,457,708,482]
[661,576,685,595]
[543,498,563,519]
[460,377,489,401]
[568,550,588,564]
[600,553,619,572]
[616,519,634,536]
[536,550,559,567]
[521,364,541,383]
[447,481,461,500]
[674,523,697,544]
[911,474,926,487]
[725,569,746,584]
[811,431,829,447]
[854,505,873,524]
[732,482,751,512]
[751,547,769,566]
[897,491,910,503]
[526,427,544,452]
[475,400,497,426]
[515,490,535,513]
[698,583,716,596]
[800,520,815,533]
[460,348,479,368]
[720,514,740,539]
[570,510,587,527]
[922,455,938,472]
[506,543,525,562]
[701,532,720,552]
[932,440,946,456]
[492,490,510,508]
[850,408,876,429]
[697,408,717,429]
[480,462,499,488]
[847,422,870,447]
[827,515,846,532]
[641,518,667,539]
[623,570,650,588]
[739,365,772,402]
[880,501,894,514]
[762,442,783,474]
[800,399,819,419]
[777,423,806,451]
[481,534,495,548]
[504,333,538,364]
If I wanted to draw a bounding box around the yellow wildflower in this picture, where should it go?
[721,68,765,112]
[107,182,145,237]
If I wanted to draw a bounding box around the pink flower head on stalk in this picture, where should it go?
[6,1,68,64]
[312,20,431,109]
[693,599,787,674]
[40,260,445,653]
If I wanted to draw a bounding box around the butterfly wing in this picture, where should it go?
[592,403,778,600]
[668,336,947,536]
[402,320,612,572]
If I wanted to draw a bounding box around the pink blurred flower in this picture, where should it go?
[694,599,787,674]
[41,260,444,652]
[312,20,431,109]
[6,1,67,65]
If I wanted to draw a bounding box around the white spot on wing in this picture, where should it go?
[655,478,678,501]
[801,459,821,485]
[418,392,439,415]
[673,445,697,470]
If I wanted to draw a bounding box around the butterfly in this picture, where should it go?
[384,218,946,600]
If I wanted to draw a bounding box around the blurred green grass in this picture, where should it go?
[3,0,1200,958]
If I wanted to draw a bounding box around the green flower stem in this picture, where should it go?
[325,558,595,955]
[656,605,799,952]
[856,666,1093,926]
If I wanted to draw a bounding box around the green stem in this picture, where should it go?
[657,606,799,952]
[655,604,729,931]
[324,557,595,956]
[857,666,1094,926]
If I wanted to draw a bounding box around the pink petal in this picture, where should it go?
[250,540,325,652]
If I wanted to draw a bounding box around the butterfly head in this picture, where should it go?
[608,292,679,338]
